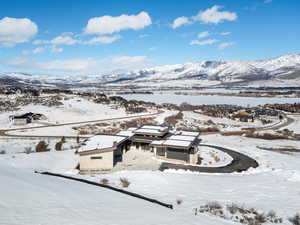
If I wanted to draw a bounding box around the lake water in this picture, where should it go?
[120,93,300,107]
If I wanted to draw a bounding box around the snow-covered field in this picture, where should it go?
[121,93,300,107]
[0,96,129,130]
[285,114,300,134]
[1,132,300,224]
[1,93,300,225]
[198,146,233,167]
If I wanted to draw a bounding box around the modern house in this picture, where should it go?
[77,125,201,173]
[129,125,170,151]
[150,132,200,164]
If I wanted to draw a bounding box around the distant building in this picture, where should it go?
[231,111,254,122]
[9,112,47,126]
[77,125,201,173]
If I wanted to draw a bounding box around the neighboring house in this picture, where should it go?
[9,112,47,126]
[231,111,254,122]
[77,134,130,173]
[77,125,201,173]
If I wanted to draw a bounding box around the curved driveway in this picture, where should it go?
[159,144,259,173]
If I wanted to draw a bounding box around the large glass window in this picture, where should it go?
[156,147,165,156]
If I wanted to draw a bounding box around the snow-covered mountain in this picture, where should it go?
[1,54,300,87]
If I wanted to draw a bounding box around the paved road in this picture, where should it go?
[0,111,162,139]
[159,144,259,173]
[202,113,295,136]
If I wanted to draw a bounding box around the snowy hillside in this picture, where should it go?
[1,54,300,87]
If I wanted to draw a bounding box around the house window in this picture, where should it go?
[91,156,103,160]
[156,147,165,156]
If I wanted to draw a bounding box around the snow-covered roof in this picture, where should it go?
[163,140,192,147]
[127,127,138,131]
[116,130,135,137]
[141,125,168,131]
[151,140,165,145]
[78,135,127,153]
[133,125,169,136]
[151,139,192,148]
[179,131,200,137]
[168,135,196,142]
[134,128,164,135]
[150,133,200,149]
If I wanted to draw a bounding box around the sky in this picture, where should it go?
[0,0,299,75]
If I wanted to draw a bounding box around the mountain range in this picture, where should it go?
[1,54,300,88]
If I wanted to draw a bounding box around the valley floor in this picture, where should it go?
[1,94,300,225]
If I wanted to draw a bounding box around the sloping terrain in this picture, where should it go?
[1,54,300,87]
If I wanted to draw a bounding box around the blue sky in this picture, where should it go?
[0,0,299,75]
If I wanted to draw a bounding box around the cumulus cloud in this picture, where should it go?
[1,55,149,74]
[171,16,191,29]
[83,35,121,45]
[22,47,45,55]
[194,5,237,24]
[190,39,218,46]
[197,31,210,39]
[218,42,234,49]
[33,35,77,45]
[0,17,38,47]
[84,11,152,35]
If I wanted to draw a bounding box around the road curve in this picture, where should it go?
[159,144,259,173]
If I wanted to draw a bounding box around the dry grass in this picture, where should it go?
[197,202,283,225]
[289,213,300,225]
[100,178,109,185]
[120,178,130,188]
[176,199,183,205]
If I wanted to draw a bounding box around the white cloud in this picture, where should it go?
[51,36,77,45]
[83,35,121,45]
[171,16,191,29]
[0,17,38,47]
[218,42,234,49]
[1,56,149,74]
[197,31,210,39]
[194,5,237,24]
[84,11,152,35]
[190,39,218,46]
[22,47,45,55]
[33,35,77,45]
[220,32,231,35]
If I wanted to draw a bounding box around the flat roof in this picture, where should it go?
[78,134,127,153]
[163,140,192,147]
[134,128,165,135]
[151,139,192,148]
[127,127,138,131]
[168,135,196,142]
[116,130,135,137]
[141,125,168,131]
[179,131,200,137]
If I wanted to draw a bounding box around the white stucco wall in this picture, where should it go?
[80,151,114,171]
